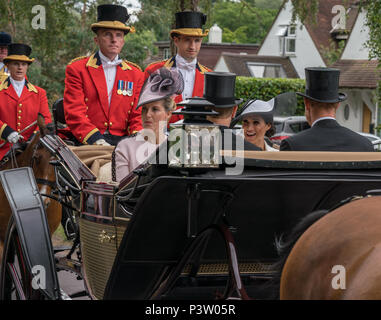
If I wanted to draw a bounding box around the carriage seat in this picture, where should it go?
[68,145,115,183]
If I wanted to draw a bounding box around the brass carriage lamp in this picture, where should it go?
[168,97,221,168]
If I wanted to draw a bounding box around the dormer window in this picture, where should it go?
[278,25,296,56]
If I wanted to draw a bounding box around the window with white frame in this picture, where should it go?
[163,48,170,59]
[277,24,296,56]
[247,62,287,78]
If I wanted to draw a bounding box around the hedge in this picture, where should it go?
[235,76,306,116]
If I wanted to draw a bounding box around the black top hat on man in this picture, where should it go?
[297,67,347,103]
[203,72,243,108]
[0,32,11,47]
[91,4,135,34]
[170,11,209,38]
[3,43,34,64]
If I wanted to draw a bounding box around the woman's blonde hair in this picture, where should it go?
[163,97,176,112]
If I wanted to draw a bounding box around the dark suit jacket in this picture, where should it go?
[280,119,374,152]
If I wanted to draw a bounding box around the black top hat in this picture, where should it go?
[203,72,243,108]
[0,32,11,47]
[3,43,34,64]
[297,67,347,103]
[170,11,209,38]
[91,4,135,34]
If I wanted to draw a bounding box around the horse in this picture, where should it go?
[275,195,381,299]
[0,114,61,261]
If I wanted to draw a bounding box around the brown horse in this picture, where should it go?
[0,115,61,261]
[276,195,381,299]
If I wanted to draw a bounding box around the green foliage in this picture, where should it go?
[212,1,278,44]
[320,39,346,66]
[123,29,158,68]
[235,76,306,115]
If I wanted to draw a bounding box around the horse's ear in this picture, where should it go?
[37,113,47,137]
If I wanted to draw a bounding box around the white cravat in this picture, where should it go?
[99,50,122,105]
[0,62,4,70]
[176,54,196,100]
[10,77,25,98]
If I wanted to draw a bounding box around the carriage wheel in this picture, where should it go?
[0,216,44,300]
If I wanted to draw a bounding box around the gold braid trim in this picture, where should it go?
[123,60,142,71]
[68,56,87,65]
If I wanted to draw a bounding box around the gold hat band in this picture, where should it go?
[91,21,135,33]
[170,28,209,38]
[3,55,34,64]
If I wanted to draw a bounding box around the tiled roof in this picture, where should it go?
[332,59,380,88]
[220,52,299,78]
[303,0,360,65]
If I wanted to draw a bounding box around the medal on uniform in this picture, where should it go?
[117,80,123,95]
[127,82,133,97]
[123,81,128,96]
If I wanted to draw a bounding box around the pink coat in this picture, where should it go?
[114,132,159,181]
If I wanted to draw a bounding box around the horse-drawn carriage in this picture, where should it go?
[1,102,381,300]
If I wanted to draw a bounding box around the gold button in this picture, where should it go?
[79,136,82,140]
[104,122,108,127]
[17,123,21,126]
[19,104,22,107]
[131,102,134,107]
[18,116,21,119]
[85,98,88,102]
[17,129,20,132]
[86,115,88,118]
[18,110,21,113]
[109,122,113,127]
[33,131,36,134]
[128,110,131,114]
[86,106,88,110]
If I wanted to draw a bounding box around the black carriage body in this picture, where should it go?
[42,135,381,300]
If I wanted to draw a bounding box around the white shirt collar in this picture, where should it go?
[311,117,336,127]
[98,50,121,65]
[176,54,197,68]
[10,77,26,98]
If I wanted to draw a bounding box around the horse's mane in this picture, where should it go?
[268,209,330,299]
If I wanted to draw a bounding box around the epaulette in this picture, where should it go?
[124,60,142,71]
[198,63,210,74]
[146,60,166,69]
[68,56,87,65]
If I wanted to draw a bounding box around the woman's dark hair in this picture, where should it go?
[266,122,275,137]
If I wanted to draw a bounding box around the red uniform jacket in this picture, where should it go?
[63,52,144,144]
[144,56,212,123]
[0,77,52,159]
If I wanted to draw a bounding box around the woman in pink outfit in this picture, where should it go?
[113,67,184,182]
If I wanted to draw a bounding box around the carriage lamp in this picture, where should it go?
[168,97,221,169]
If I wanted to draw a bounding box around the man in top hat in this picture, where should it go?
[203,72,261,151]
[280,67,374,152]
[0,32,12,83]
[144,11,212,124]
[0,43,52,159]
[63,4,144,146]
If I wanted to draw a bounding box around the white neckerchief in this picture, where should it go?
[10,77,26,98]
[99,50,122,105]
[176,54,196,100]
[311,116,336,127]
[0,62,4,71]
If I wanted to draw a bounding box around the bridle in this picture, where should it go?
[30,140,57,190]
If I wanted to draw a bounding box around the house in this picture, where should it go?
[214,52,298,78]
[331,6,380,134]
[259,0,380,135]
[258,0,359,78]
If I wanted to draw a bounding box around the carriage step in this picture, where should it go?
[54,246,72,253]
